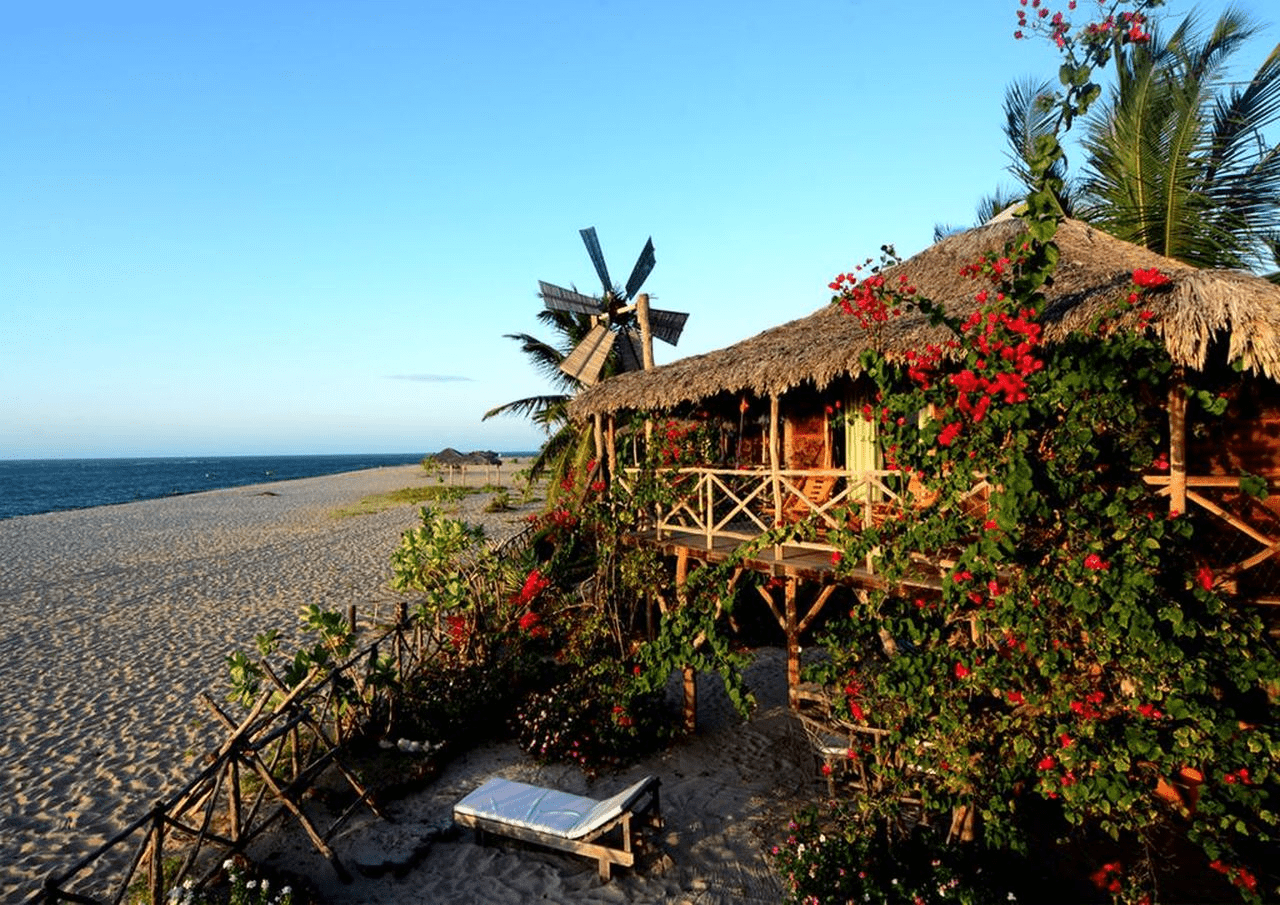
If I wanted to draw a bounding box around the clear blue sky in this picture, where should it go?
[1,0,1269,458]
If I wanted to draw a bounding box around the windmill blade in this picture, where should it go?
[559,322,616,386]
[616,327,644,372]
[579,227,613,295]
[624,237,656,300]
[647,307,689,346]
[539,281,604,316]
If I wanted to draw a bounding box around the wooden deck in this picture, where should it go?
[625,526,944,593]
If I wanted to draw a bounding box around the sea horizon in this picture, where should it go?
[0,450,538,521]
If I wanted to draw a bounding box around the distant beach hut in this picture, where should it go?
[427,448,503,484]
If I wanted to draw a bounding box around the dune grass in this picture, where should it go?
[332,484,487,518]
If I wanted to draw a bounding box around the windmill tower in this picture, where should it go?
[538,228,689,386]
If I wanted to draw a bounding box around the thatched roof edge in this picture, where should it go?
[569,218,1280,420]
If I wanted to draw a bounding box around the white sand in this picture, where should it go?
[249,650,807,905]
[1,464,810,904]
[0,464,536,901]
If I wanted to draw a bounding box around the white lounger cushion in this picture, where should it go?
[455,775,654,840]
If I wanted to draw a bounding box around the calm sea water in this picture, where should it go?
[0,454,431,521]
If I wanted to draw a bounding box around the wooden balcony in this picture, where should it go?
[613,467,1277,602]
[614,466,942,588]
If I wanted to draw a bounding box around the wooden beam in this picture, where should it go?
[756,584,784,627]
[674,549,696,734]
[1185,490,1279,549]
[635,293,655,371]
[1168,371,1188,516]
[798,584,838,635]
[785,578,800,709]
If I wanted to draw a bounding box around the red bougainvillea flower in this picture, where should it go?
[1007,690,1026,706]
[518,610,541,631]
[1038,755,1057,771]
[954,662,971,679]
[1197,566,1214,591]
[830,551,843,566]
[938,422,963,447]
[1083,553,1109,571]
[1090,862,1124,895]
[446,614,468,648]
[1132,267,1170,288]
[514,568,551,605]
[1137,702,1163,719]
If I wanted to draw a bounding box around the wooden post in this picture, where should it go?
[1168,368,1188,516]
[593,413,605,467]
[785,578,800,709]
[676,549,696,733]
[149,804,165,905]
[228,758,242,842]
[769,393,783,560]
[635,293,656,371]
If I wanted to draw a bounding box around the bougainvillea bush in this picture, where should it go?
[389,496,678,774]
[775,2,1280,902]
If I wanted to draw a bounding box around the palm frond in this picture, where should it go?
[482,394,570,424]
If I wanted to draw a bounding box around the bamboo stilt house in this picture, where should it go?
[570,216,1280,604]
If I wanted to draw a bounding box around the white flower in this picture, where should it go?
[224,859,235,870]
[182,879,194,890]
[246,880,258,890]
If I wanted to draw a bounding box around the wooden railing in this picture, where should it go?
[25,606,433,905]
[616,467,913,553]
[1145,475,1280,585]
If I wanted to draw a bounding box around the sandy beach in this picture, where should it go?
[244,648,806,904]
[0,464,536,902]
[1,463,807,904]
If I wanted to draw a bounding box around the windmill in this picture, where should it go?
[538,227,689,386]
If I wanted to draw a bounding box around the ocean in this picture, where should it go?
[0,453,433,521]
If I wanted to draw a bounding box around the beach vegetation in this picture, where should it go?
[387,504,673,771]
[761,3,1280,902]
[159,859,295,905]
[330,484,475,517]
[483,489,515,512]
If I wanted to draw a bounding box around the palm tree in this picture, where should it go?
[483,308,596,480]
[963,10,1280,273]
[1077,8,1280,271]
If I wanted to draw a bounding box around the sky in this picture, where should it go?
[2,0,1274,459]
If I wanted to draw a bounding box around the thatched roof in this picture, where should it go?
[569,217,1280,419]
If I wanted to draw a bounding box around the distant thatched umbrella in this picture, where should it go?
[569,217,1280,420]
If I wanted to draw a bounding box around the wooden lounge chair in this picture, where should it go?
[781,474,839,525]
[453,774,662,881]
